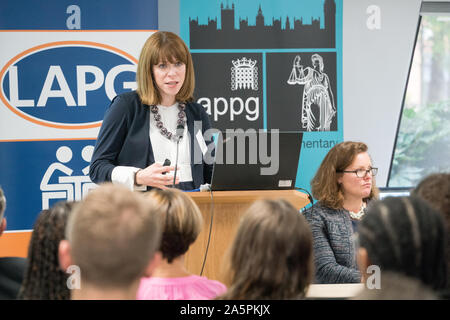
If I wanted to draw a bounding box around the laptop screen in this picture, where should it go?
[378,187,412,200]
[211,131,303,191]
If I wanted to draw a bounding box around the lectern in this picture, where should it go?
[186,190,310,283]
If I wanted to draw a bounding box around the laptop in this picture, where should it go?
[378,187,412,200]
[211,131,303,191]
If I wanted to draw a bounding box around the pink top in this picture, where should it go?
[137,275,227,300]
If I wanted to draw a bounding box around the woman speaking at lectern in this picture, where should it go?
[90,31,213,191]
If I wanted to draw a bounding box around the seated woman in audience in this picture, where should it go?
[357,195,447,293]
[17,201,75,300]
[218,199,313,300]
[137,188,226,300]
[303,141,379,284]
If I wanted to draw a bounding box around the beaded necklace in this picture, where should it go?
[150,102,186,142]
[348,202,366,221]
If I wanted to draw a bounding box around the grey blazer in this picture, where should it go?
[303,201,361,284]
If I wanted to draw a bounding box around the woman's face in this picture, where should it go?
[337,152,373,201]
[152,58,186,105]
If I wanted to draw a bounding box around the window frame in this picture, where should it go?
[387,2,450,187]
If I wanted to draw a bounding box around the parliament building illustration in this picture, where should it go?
[189,0,336,49]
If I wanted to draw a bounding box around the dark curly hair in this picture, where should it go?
[358,196,447,291]
[17,201,76,300]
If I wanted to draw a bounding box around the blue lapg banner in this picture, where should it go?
[0,140,96,230]
[0,0,158,232]
[180,0,343,193]
[0,0,158,30]
[1,41,137,128]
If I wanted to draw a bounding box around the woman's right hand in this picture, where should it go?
[135,163,179,189]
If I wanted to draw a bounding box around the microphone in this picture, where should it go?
[161,158,171,175]
[176,124,184,140]
[173,124,185,187]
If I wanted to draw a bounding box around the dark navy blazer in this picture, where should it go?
[0,257,26,299]
[89,91,213,189]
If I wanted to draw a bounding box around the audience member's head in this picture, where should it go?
[0,187,27,300]
[136,189,228,300]
[357,196,447,292]
[219,199,313,300]
[58,183,162,299]
[354,271,438,300]
[18,201,75,300]
[145,188,203,264]
[0,186,6,236]
[311,141,379,209]
[413,172,450,229]
[413,172,450,297]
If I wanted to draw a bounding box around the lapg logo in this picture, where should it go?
[0,41,137,129]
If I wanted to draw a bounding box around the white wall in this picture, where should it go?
[342,0,422,186]
[158,0,179,34]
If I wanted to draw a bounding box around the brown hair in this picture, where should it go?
[145,188,203,263]
[413,173,450,229]
[136,31,195,105]
[413,172,450,292]
[66,183,161,289]
[219,199,313,300]
[311,141,379,209]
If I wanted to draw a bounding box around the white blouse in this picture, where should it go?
[111,102,192,190]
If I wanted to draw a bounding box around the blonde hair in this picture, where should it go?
[66,183,161,288]
[146,188,203,263]
[219,199,313,300]
[311,141,379,209]
[136,31,195,105]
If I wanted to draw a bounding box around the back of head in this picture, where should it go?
[311,141,379,209]
[354,271,438,300]
[221,199,313,300]
[146,188,203,263]
[413,173,450,229]
[18,201,75,300]
[358,196,447,291]
[66,183,161,289]
[413,173,450,296]
[0,186,6,223]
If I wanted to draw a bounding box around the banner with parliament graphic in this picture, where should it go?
[180,0,343,192]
